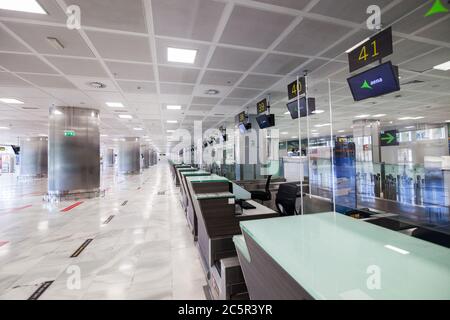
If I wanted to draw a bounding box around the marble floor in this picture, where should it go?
[0,162,206,300]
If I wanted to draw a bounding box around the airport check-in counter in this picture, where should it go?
[179,170,211,212]
[233,212,450,300]
[171,164,191,183]
[185,175,230,239]
[187,177,279,300]
[175,167,198,187]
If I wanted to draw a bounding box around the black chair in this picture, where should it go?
[275,183,299,216]
[250,175,272,204]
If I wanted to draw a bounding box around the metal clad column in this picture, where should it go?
[142,146,150,169]
[20,137,48,177]
[119,137,141,174]
[47,106,101,200]
[106,148,114,167]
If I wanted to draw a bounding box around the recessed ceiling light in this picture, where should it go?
[284,111,290,115]
[133,128,143,131]
[106,102,124,108]
[167,47,197,64]
[118,114,132,119]
[100,134,108,137]
[0,0,47,14]
[0,98,24,104]
[338,130,345,133]
[167,120,178,123]
[0,126,10,130]
[433,61,450,71]
[398,116,424,120]
[372,114,386,118]
[446,120,450,123]
[166,130,175,133]
[281,132,288,135]
[314,123,331,128]
[204,89,220,95]
[312,110,325,114]
[355,114,370,118]
[167,105,181,110]
[291,136,298,139]
[405,126,415,129]
[46,37,64,50]
[53,110,62,115]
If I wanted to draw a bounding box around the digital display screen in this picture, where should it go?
[256,114,275,129]
[347,61,400,101]
[286,97,316,119]
[239,123,247,134]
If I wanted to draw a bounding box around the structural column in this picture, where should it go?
[47,106,101,200]
[105,148,114,167]
[142,145,150,169]
[119,137,140,174]
[20,136,48,177]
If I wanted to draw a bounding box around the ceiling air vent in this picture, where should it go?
[22,107,39,110]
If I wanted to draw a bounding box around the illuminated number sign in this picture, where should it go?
[238,111,246,123]
[256,98,268,114]
[380,130,399,147]
[64,130,76,137]
[287,77,305,100]
[348,27,393,73]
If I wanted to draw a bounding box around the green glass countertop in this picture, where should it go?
[239,212,450,300]
[186,174,229,183]
[178,168,197,172]
[181,171,210,177]
[195,192,234,200]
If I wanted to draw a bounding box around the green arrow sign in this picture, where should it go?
[380,130,398,146]
[64,130,76,137]
[425,0,449,17]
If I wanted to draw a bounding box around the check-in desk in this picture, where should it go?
[175,167,198,187]
[185,175,230,239]
[193,190,278,300]
[179,170,211,212]
[234,212,450,300]
[172,164,191,184]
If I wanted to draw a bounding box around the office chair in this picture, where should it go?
[275,183,299,216]
[250,175,272,204]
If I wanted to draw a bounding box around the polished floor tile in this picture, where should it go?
[0,162,206,300]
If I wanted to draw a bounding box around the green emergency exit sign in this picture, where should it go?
[64,130,76,137]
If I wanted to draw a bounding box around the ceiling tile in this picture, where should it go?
[46,56,108,77]
[276,18,352,56]
[69,0,147,33]
[191,97,221,105]
[18,74,76,88]
[219,98,248,106]
[391,40,439,65]
[67,76,118,92]
[228,88,261,99]
[321,29,373,59]
[201,70,243,86]
[310,0,392,23]
[87,31,151,62]
[239,74,282,89]
[220,6,294,49]
[152,0,225,41]
[0,73,33,87]
[106,61,154,81]
[189,105,214,111]
[208,47,263,72]
[252,0,310,10]
[160,83,194,95]
[390,0,443,34]
[0,53,57,74]
[117,81,157,94]
[416,17,450,43]
[4,23,94,57]
[158,66,199,84]
[253,53,308,75]
[0,26,30,52]
[401,48,450,73]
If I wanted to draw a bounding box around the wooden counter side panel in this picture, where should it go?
[240,232,313,300]
[193,182,229,194]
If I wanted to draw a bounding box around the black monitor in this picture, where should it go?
[256,114,275,129]
[11,145,20,155]
[286,97,316,119]
[239,123,251,134]
[347,61,400,101]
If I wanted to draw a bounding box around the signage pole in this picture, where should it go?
[328,79,336,214]
[304,71,311,199]
[297,75,304,215]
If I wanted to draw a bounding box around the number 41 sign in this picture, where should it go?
[348,27,393,73]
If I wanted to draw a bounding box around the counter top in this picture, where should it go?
[186,174,229,183]
[181,170,210,177]
[195,192,234,200]
[239,212,450,300]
